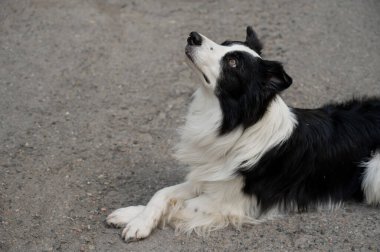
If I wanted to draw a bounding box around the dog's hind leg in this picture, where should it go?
[362,150,380,205]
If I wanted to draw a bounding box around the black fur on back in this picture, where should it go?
[239,97,380,215]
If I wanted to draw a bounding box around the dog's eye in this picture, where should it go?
[228,58,237,68]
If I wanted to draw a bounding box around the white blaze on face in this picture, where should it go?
[188,34,261,90]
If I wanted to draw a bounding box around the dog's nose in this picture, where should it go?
[187,32,202,46]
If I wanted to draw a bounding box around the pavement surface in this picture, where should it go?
[1,0,380,251]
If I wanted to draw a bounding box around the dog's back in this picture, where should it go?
[240,97,380,214]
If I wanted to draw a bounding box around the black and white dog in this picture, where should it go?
[107,27,380,242]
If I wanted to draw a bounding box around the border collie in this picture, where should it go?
[107,26,380,242]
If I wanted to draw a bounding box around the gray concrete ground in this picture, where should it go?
[1,0,380,251]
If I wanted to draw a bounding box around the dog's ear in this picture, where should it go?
[245,26,263,55]
[262,60,292,92]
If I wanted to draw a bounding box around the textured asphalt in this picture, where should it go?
[0,0,379,251]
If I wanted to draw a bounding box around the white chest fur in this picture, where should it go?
[175,88,297,183]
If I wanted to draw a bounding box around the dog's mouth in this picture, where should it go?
[185,45,210,84]
[202,73,210,84]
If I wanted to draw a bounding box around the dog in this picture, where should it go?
[106,26,380,242]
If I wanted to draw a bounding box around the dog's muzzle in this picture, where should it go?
[185,32,210,84]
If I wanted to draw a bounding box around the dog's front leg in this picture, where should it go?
[108,182,196,242]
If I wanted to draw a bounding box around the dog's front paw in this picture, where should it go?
[121,214,156,242]
[106,205,145,228]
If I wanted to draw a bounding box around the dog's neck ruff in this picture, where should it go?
[175,87,297,182]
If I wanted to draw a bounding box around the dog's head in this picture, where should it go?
[185,26,292,134]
